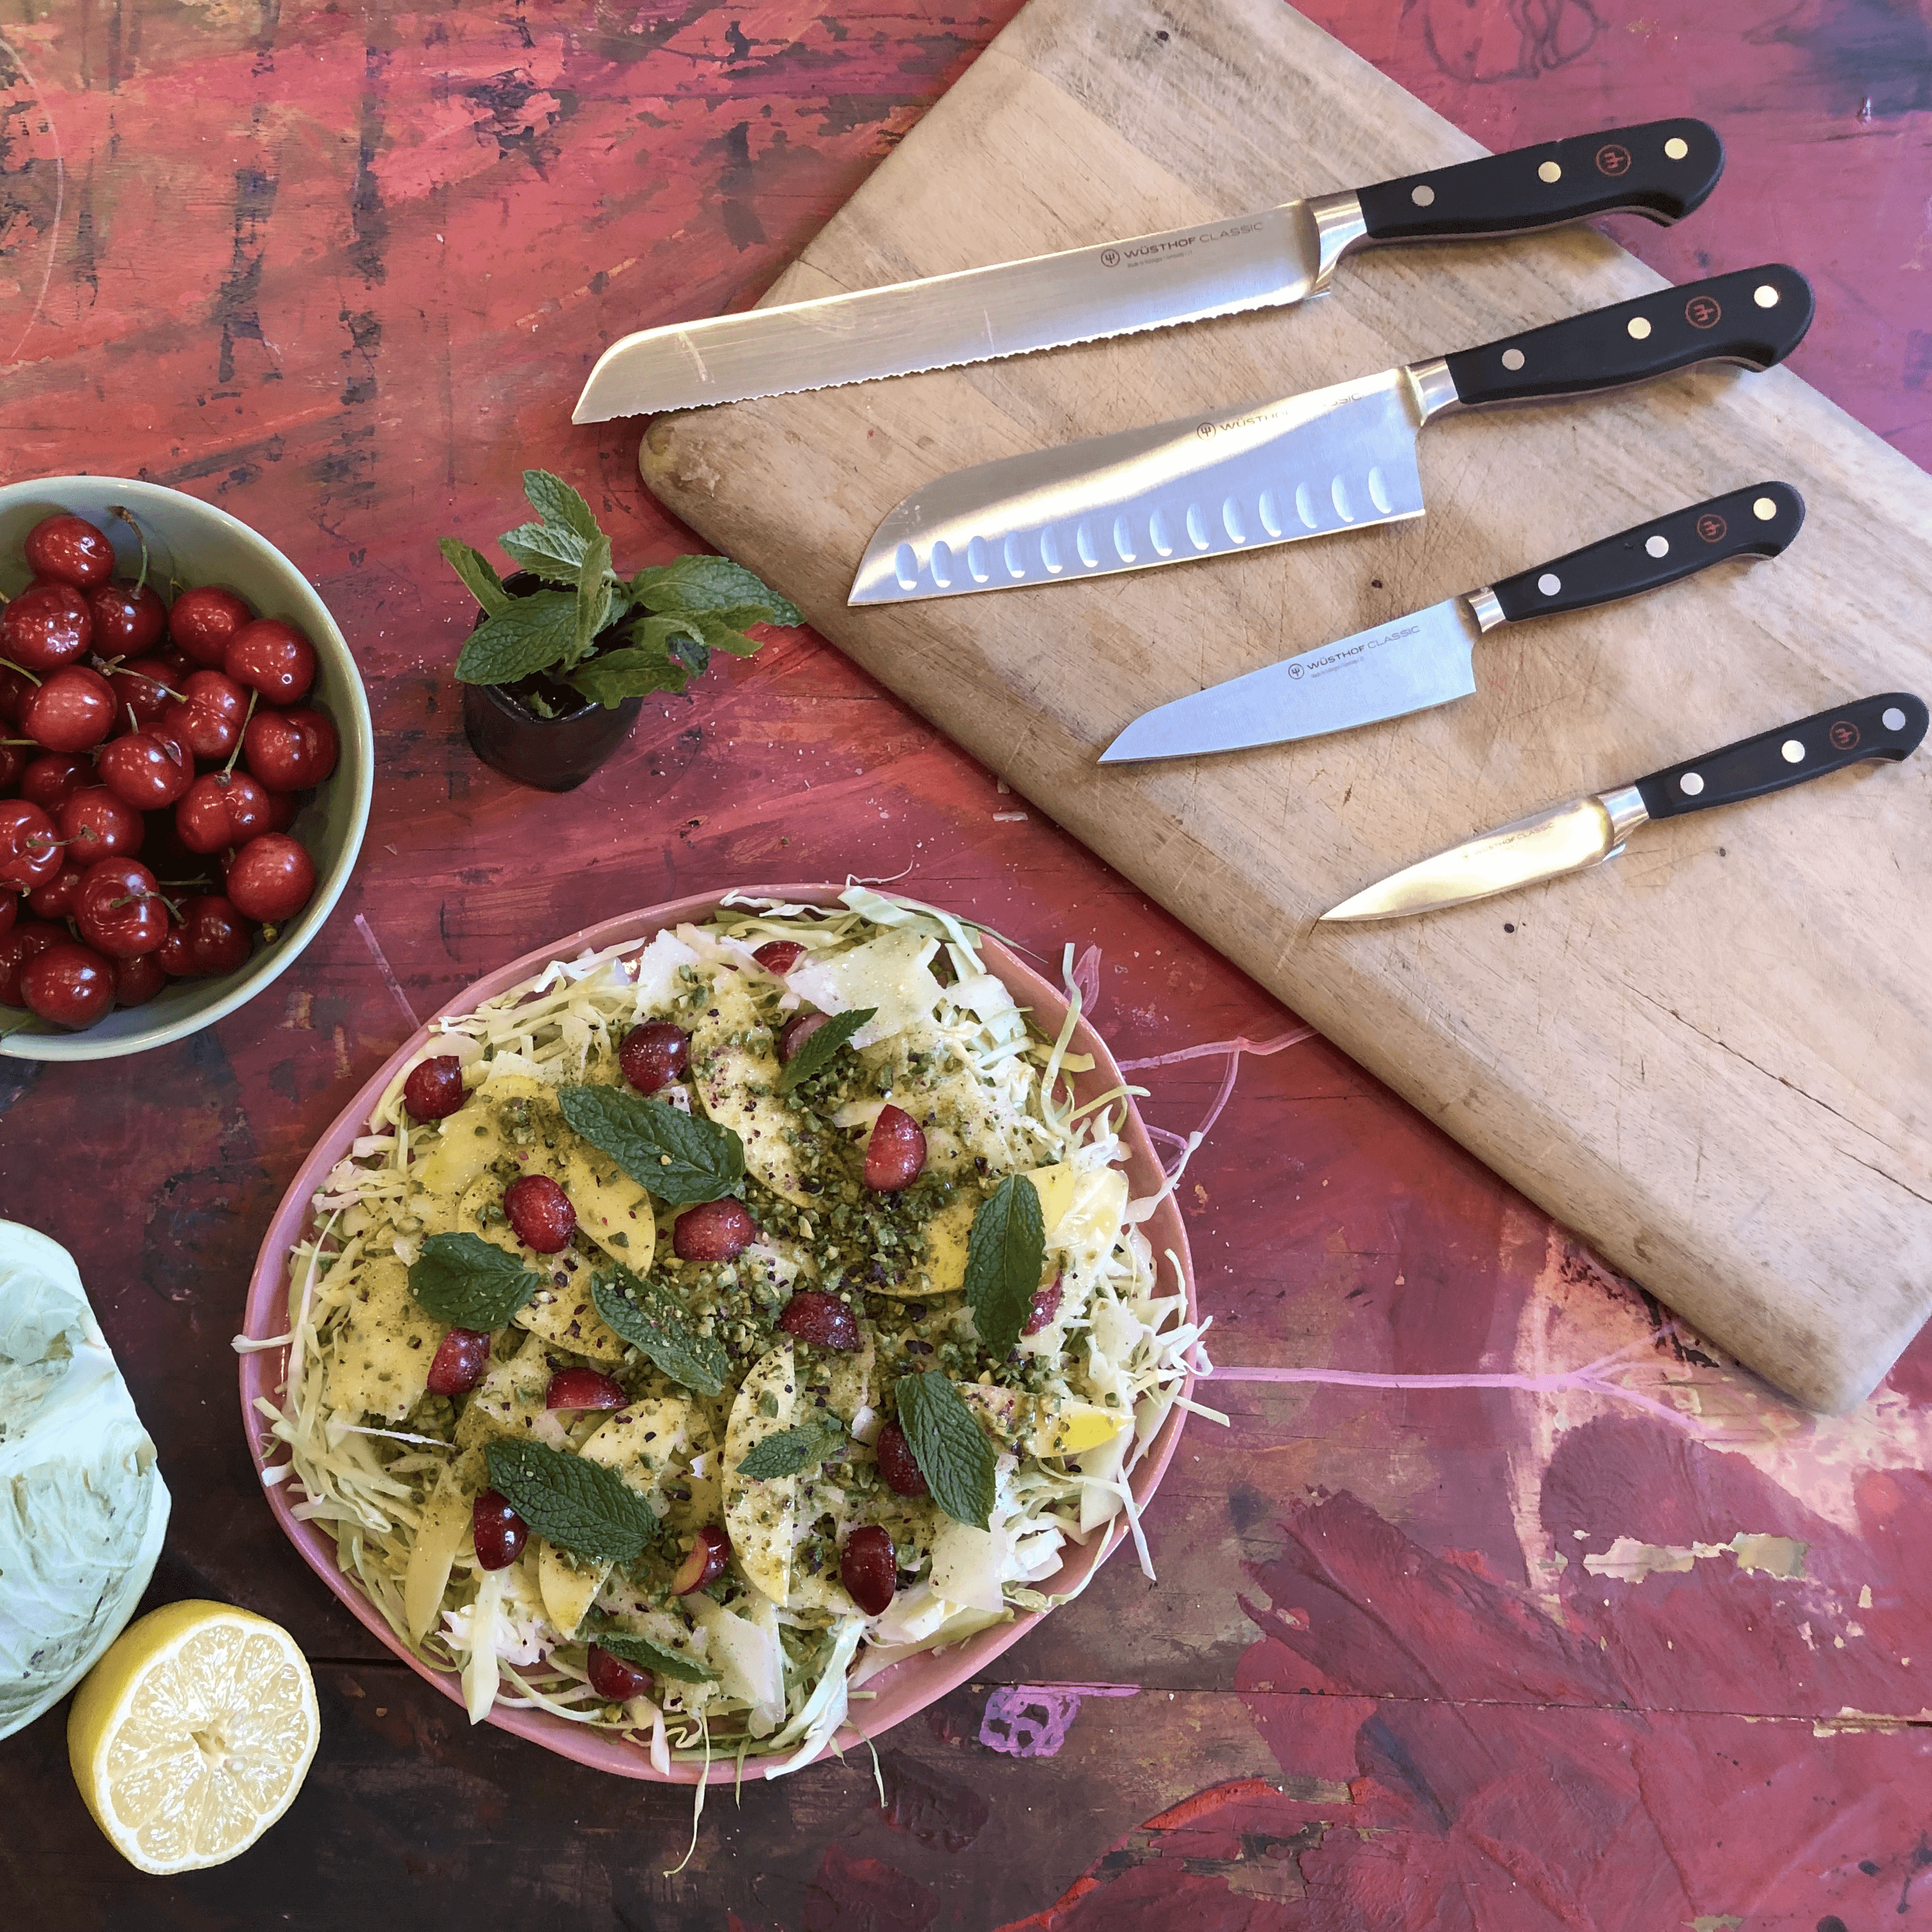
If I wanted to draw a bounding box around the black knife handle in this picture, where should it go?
[1634,693,1928,822]
[1357,119,1723,244]
[1442,263,1813,408]
[1487,482,1804,625]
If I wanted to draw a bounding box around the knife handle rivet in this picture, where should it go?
[1781,739,1806,763]
[1680,771,1706,796]
[1501,348,1526,371]
[1884,707,1908,732]
[1411,183,1436,207]
[1752,497,1779,521]
[1537,572,1562,596]
[1664,135,1690,160]
[1538,160,1563,184]
[1627,316,1653,341]
[1645,534,1669,558]
[1754,284,1781,308]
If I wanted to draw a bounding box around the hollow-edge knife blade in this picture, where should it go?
[1101,597,1480,763]
[1321,795,1621,921]
[848,370,1427,604]
[573,206,1320,422]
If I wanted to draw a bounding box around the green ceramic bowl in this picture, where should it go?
[0,477,372,1061]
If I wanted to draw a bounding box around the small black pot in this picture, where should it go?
[460,572,643,793]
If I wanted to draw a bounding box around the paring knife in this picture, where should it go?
[848,263,1814,605]
[1100,482,1805,763]
[574,119,1724,421]
[1320,692,1928,923]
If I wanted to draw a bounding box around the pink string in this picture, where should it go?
[1117,1025,1318,1177]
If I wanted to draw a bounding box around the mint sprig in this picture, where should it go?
[734,1416,847,1481]
[560,1084,744,1207]
[963,1175,1046,1361]
[590,1268,730,1399]
[778,1007,877,1092]
[408,1232,541,1328]
[591,1632,721,1683]
[443,470,798,709]
[894,1371,998,1529]
[484,1439,658,1562]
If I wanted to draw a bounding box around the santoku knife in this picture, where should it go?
[848,263,1813,605]
[1100,482,1805,763]
[1320,692,1928,923]
[574,119,1723,420]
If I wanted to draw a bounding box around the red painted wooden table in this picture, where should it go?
[3,4,1929,1928]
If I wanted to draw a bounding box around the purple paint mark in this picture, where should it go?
[978,1682,1138,1758]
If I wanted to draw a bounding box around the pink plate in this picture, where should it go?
[238,885,1195,1782]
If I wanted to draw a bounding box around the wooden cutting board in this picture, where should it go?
[638,0,1932,1412]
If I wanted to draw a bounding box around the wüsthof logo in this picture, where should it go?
[1100,249,1121,268]
[1829,719,1861,750]
[1595,143,1633,178]
[1696,513,1728,544]
[1685,294,1722,330]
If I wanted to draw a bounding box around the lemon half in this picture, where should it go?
[67,1600,320,1874]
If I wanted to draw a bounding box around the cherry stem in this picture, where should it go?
[109,506,151,597]
[0,658,43,687]
[223,689,259,776]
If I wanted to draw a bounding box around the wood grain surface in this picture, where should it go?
[3,4,1931,1929]
[638,0,1932,1414]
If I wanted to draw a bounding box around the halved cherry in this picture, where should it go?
[402,1055,466,1121]
[585,1646,652,1703]
[672,1197,755,1263]
[778,1011,828,1062]
[753,939,804,975]
[670,1524,730,1595]
[425,1328,491,1397]
[471,1489,527,1570]
[618,1018,687,1094]
[839,1525,896,1617]
[864,1104,927,1192]
[503,1172,574,1253]
[873,1419,928,1498]
[1022,1274,1064,1337]
[776,1289,861,1354]
[544,1367,627,1410]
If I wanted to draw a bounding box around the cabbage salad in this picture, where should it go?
[248,888,1205,1781]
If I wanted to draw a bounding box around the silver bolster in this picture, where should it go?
[1600,784,1651,842]
[1306,191,1368,293]
[1464,586,1506,634]
[1403,356,1461,425]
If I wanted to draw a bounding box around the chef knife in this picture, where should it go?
[1100,482,1805,763]
[848,263,1813,605]
[573,119,1724,421]
[1319,692,1928,923]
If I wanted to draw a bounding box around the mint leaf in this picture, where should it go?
[778,1007,877,1092]
[408,1232,540,1328]
[894,1371,997,1529]
[560,1084,745,1207]
[499,520,589,583]
[591,1269,730,1398]
[569,531,614,666]
[693,607,782,659]
[963,1175,1045,1360]
[454,589,579,684]
[630,555,801,625]
[567,643,693,710]
[592,1632,721,1683]
[484,1438,657,1562]
[734,1416,847,1481]
[523,469,601,542]
[441,539,511,617]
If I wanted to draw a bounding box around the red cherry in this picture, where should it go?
[0,892,13,941]
[26,859,86,921]
[176,771,271,854]
[672,1197,755,1263]
[1,583,92,671]
[20,666,116,753]
[167,585,254,668]
[57,786,144,862]
[104,655,180,726]
[670,1524,731,1594]
[425,1328,491,1396]
[162,670,249,762]
[0,800,63,889]
[180,895,252,975]
[753,940,805,975]
[839,1524,896,1617]
[776,1289,862,1354]
[20,940,115,1028]
[503,1172,574,1252]
[873,1419,929,1497]
[224,832,315,923]
[264,788,300,832]
[0,664,35,724]
[0,917,64,1003]
[402,1055,466,1121]
[0,742,24,794]
[778,1011,829,1062]
[224,618,316,706]
[157,917,197,978]
[75,858,168,958]
[864,1104,927,1192]
[618,1019,688,1094]
[471,1489,528,1570]
[243,703,337,791]
[585,1646,652,1703]
[23,514,115,588]
[97,726,193,809]
[86,579,168,657]
[544,1367,627,1410]
[1022,1275,1064,1337]
[19,754,86,813]
[113,951,169,1008]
